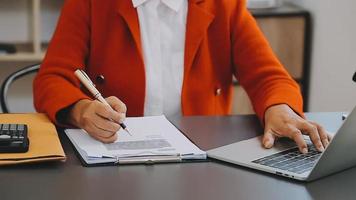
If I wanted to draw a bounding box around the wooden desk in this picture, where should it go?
[0,113,355,200]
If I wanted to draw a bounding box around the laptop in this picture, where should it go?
[207,107,356,181]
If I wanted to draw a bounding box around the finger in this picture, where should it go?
[92,123,117,139]
[97,132,118,144]
[87,123,118,143]
[117,113,126,124]
[309,121,330,148]
[289,129,309,154]
[262,129,276,149]
[106,96,127,113]
[297,121,324,152]
[83,117,117,139]
[106,97,127,123]
[93,132,118,144]
[92,114,121,133]
[94,100,122,123]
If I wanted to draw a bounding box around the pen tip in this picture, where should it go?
[124,128,132,136]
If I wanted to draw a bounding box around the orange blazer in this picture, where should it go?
[33,0,303,125]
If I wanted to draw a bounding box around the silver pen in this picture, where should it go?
[74,69,132,136]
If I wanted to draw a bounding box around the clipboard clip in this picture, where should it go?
[114,155,182,165]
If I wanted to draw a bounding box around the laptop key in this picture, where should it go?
[271,156,288,163]
[298,166,315,174]
[272,162,290,169]
[262,160,280,167]
[287,161,317,173]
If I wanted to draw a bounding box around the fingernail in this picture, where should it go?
[323,139,329,146]
[302,148,308,154]
[318,145,325,152]
[264,140,272,148]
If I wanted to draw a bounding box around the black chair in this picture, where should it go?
[0,63,40,113]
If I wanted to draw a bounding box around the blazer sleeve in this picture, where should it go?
[33,0,91,125]
[231,0,304,122]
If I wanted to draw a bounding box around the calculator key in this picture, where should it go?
[2,124,9,131]
[0,135,11,139]
[2,131,10,136]
[10,124,17,130]
[17,124,24,131]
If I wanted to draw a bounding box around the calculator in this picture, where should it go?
[0,124,29,153]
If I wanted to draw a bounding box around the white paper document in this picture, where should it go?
[65,115,206,165]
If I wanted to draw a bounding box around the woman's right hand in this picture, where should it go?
[68,96,127,143]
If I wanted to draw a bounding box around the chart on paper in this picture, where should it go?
[104,138,172,151]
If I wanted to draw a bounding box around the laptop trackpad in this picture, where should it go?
[207,136,299,164]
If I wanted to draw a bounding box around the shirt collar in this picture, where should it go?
[132,0,185,12]
[132,0,148,8]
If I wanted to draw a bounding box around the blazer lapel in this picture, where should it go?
[116,0,143,57]
[184,0,215,76]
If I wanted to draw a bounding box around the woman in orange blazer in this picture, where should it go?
[34,0,329,153]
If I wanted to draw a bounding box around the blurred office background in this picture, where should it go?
[0,0,355,114]
[289,0,356,112]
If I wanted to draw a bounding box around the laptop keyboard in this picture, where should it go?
[252,145,322,174]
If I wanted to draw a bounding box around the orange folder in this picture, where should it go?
[0,113,66,165]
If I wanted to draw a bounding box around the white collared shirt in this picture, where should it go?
[132,0,188,117]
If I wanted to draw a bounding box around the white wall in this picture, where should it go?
[0,0,62,43]
[289,0,356,112]
[0,0,30,42]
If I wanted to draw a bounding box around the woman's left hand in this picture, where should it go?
[263,104,331,154]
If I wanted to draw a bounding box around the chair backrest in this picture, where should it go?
[0,63,40,113]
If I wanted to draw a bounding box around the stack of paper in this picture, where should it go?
[65,115,206,166]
